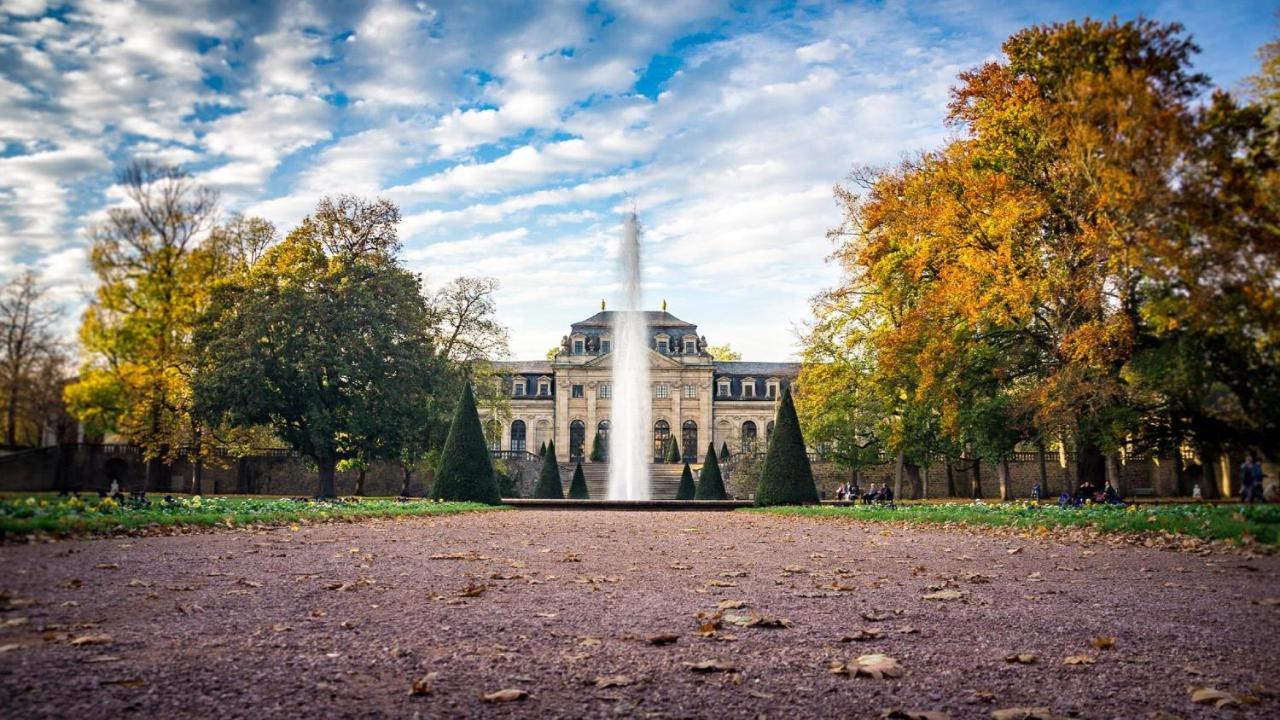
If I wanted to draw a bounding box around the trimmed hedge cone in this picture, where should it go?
[568,461,590,499]
[695,443,727,500]
[754,389,819,506]
[532,440,565,499]
[665,436,681,464]
[675,462,696,500]
[430,380,502,505]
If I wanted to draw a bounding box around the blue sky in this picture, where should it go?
[1,0,1276,361]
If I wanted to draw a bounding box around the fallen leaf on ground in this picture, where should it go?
[923,590,965,601]
[271,624,292,633]
[1189,687,1240,708]
[1090,635,1116,650]
[1004,653,1038,664]
[706,580,737,588]
[409,672,437,696]
[0,644,21,653]
[593,675,634,688]
[991,708,1056,720]
[94,563,120,570]
[81,654,121,663]
[683,658,736,673]
[645,634,679,646]
[721,611,790,628]
[881,708,951,720]
[1006,547,1023,555]
[841,628,884,642]
[481,688,528,703]
[458,580,486,597]
[236,578,263,588]
[99,677,147,688]
[69,634,113,646]
[1063,655,1096,665]
[830,654,904,679]
[716,599,747,610]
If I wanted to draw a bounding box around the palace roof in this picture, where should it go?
[492,360,553,374]
[570,310,697,331]
[712,361,801,377]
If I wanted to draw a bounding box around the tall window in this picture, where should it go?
[655,383,669,399]
[743,380,756,398]
[597,419,611,440]
[656,338,669,353]
[653,420,671,461]
[601,340,612,354]
[682,420,698,462]
[569,420,586,460]
[510,420,526,453]
[513,379,526,397]
[572,385,584,398]
[742,421,758,451]
[766,381,779,398]
[599,383,611,399]
[684,338,697,354]
[718,380,731,397]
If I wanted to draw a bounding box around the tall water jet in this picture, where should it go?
[608,212,651,500]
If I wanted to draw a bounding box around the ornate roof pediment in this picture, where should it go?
[583,349,685,369]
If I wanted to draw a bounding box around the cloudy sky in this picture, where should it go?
[1,1,1276,361]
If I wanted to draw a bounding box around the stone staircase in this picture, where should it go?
[563,462,694,500]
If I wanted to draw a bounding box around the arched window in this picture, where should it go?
[593,419,611,462]
[741,421,758,452]
[597,419,611,440]
[534,419,551,449]
[766,421,775,444]
[682,420,698,463]
[569,420,586,461]
[510,420,526,453]
[653,420,671,462]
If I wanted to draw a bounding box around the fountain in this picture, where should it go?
[608,212,651,500]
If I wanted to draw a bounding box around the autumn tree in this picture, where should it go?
[0,271,62,447]
[706,344,741,361]
[193,196,437,497]
[65,161,220,490]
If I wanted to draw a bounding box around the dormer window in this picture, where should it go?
[513,378,526,397]
[655,333,670,354]
[683,336,697,354]
[537,377,551,396]
[742,377,756,398]
[601,339,612,354]
[766,378,780,398]
[573,339,584,354]
[717,379,731,397]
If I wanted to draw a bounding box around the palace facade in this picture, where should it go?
[490,308,799,463]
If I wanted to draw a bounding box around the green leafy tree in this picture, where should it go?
[665,435,681,463]
[755,390,819,506]
[706,344,741,361]
[193,195,438,498]
[675,462,696,500]
[568,461,590,499]
[533,439,564,499]
[430,381,502,504]
[696,443,728,500]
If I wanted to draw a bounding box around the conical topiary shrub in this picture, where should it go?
[532,440,564,499]
[590,431,605,462]
[539,441,547,457]
[675,462,696,500]
[568,461,590,499]
[719,441,730,463]
[430,380,502,505]
[755,389,819,506]
[665,435,681,464]
[696,443,727,500]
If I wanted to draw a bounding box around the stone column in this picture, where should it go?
[586,378,598,462]
[555,372,570,462]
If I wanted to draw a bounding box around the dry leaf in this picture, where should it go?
[721,611,790,628]
[1189,687,1240,708]
[1090,635,1116,650]
[841,628,884,642]
[69,634,113,646]
[236,578,263,588]
[458,580,487,597]
[716,599,748,610]
[831,654,904,679]
[1004,653,1038,664]
[95,563,120,570]
[99,677,147,688]
[81,654,121,664]
[645,634,679,646]
[1063,654,1096,665]
[923,590,965,601]
[481,688,528,703]
[271,624,293,633]
[0,644,21,653]
[593,675,634,688]
[409,672,437,696]
[683,658,736,673]
[881,709,951,720]
[706,580,737,588]
[1006,547,1023,555]
[991,708,1055,720]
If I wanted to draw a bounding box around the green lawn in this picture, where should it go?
[749,501,1280,546]
[0,494,508,539]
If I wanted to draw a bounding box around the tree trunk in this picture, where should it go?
[997,457,1010,501]
[945,460,957,497]
[905,463,922,500]
[356,467,367,496]
[971,458,983,499]
[6,380,17,447]
[893,450,904,499]
[1076,435,1106,488]
[1199,449,1222,500]
[1171,450,1186,496]
[144,454,168,494]
[1037,443,1049,496]
[192,459,204,495]
[401,466,412,495]
[317,455,337,498]
[920,463,929,500]
[1106,452,1124,497]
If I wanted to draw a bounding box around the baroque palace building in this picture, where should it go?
[490,307,799,463]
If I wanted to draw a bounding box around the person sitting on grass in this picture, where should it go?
[1102,481,1123,506]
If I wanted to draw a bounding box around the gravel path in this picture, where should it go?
[2,510,1278,719]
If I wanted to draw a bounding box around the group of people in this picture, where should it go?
[835,482,896,507]
[1239,454,1268,503]
[1055,480,1124,507]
